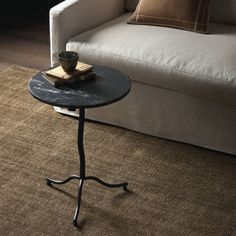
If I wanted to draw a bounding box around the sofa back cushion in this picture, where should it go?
[211,0,236,24]
[125,0,236,25]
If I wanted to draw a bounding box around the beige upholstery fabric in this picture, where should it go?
[56,80,236,155]
[66,13,236,106]
[211,0,236,24]
[127,0,212,33]
[50,0,125,66]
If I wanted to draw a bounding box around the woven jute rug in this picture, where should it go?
[0,65,235,236]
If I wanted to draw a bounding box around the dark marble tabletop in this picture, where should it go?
[28,65,131,110]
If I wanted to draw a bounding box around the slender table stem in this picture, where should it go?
[78,108,85,178]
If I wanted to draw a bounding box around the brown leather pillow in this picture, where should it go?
[127,0,212,33]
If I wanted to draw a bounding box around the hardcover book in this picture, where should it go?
[41,71,96,87]
[45,62,93,80]
[41,62,95,87]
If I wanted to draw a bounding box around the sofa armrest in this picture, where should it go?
[50,0,125,66]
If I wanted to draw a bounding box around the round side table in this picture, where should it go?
[28,65,131,226]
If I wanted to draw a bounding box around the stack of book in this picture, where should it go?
[41,62,95,87]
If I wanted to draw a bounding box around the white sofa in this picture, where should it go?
[50,0,236,155]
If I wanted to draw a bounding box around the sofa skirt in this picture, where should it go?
[55,80,236,156]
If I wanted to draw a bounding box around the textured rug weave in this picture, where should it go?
[0,65,235,235]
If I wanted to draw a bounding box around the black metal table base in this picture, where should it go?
[45,108,128,227]
[46,175,128,226]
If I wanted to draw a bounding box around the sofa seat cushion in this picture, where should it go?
[67,13,236,106]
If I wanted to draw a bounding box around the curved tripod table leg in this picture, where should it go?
[73,179,84,227]
[46,175,81,186]
[85,176,128,191]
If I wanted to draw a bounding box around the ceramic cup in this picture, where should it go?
[58,51,79,73]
